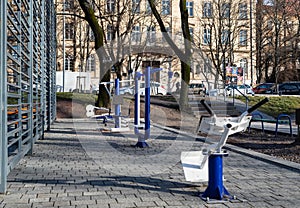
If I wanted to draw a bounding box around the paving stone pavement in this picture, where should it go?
[0,119,299,208]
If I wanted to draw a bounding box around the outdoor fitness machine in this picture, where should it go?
[134,67,162,148]
[107,78,131,132]
[181,98,269,202]
[86,79,130,132]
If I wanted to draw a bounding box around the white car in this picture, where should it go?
[119,81,167,95]
[225,84,254,96]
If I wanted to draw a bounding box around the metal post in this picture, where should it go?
[134,72,141,128]
[145,66,151,139]
[250,0,253,86]
[167,57,172,94]
[62,0,66,92]
[28,0,34,154]
[114,78,121,128]
[201,153,231,201]
[0,0,8,193]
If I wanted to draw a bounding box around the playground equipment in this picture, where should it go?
[181,98,269,202]
[107,78,131,132]
[134,67,162,148]
[198,99,253,135]
[86,79,130,132]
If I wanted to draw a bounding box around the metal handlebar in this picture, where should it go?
[247,97,269,114]
[200,99,216,117]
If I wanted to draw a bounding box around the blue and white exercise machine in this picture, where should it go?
[134,66,162,148]
[86,79,130,132]
[181,98,269,202]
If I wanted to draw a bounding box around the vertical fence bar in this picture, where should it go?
[0,0,8,193]
[40,0,46,140]
[29,0,34,153]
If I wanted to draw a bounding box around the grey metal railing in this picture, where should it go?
[231,85,250,111]
[0,0,56,193]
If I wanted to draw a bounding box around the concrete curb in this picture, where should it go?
[225,143,300,173]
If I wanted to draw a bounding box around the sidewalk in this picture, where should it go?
[0,119,299,208]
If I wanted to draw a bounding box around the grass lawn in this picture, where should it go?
[237,96,300,118]
[56,92,97,104]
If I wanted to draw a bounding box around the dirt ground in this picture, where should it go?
[56,99,300,164]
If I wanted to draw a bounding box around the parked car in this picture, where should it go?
[119,81,167,95]
[278,82,300,95]
[252,83,275,94]
[189,83,206,96]
[225,84,254,96]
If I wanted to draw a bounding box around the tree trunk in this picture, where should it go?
[78,0,111,107]
[147,0,191,109]
[179,0,191,108]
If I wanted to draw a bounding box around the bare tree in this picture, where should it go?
[147,0,192,108]
[193,0,249,88]
[255,0,300,84]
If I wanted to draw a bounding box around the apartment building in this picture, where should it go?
[255,0,300,83]
[56,0,257,92]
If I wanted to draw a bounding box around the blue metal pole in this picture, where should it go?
[145,66,151,139]
[202,153,231,201]
[135,68,149,148]
[114,78,120,128]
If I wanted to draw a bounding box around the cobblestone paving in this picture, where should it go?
[0,119,299,208]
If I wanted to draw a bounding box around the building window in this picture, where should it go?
[267,20,273,30]
[186,1,194,17]
[89,30,95,41]
[65,55,74,71]
[221,30,229,45]
[222,3,230,18]
[132,0,140,13]
[239,30,247,46]
[203,2,212,18]
[64,0,74,11]
[196,64,201,74]
[106,0,115,13]
[87,55,96,72]
[131,25,141,43]
[203,28,211,44]
[107,24,114,41]
[238,3,247,19]
[204,58,211,73]
[146,26,156,45]
[146,1,152,14]
[162,0,170,15]
[240,58,247,75]
[189,27,194,42]
[65,22,74,40]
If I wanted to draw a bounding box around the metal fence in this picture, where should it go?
[0,0,56,193]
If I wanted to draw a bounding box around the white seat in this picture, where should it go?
[181,116,252,183]
[181,150,209,182]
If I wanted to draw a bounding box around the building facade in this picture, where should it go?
[56,0,257,92]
